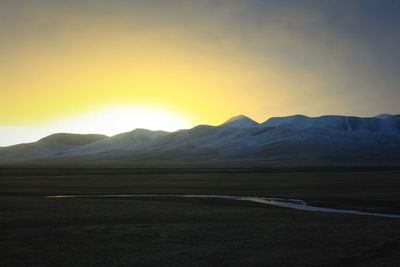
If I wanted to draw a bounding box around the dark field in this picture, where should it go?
[1,168,400,266]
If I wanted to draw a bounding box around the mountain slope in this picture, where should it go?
[0,114,399,166]
[60,129,169,159]
[263,115,400,133]
[0,133,107,163]
[221,115,259,129]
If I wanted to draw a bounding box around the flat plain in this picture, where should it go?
[1,168,400,266]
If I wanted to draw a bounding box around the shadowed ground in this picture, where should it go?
[1,168,400,266]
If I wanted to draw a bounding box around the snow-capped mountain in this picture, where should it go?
[221,115,259,128]
[0,114,399,166]
[262,115,400,133]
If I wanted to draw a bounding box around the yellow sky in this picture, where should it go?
[1,1,399,145]
[0,1,349,128]
[1,25,267,126]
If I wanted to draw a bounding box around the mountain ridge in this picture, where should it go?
[0,114,399,166]
[221,115,259,128]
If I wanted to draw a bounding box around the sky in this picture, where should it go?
[0,0,399,146]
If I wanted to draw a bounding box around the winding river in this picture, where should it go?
[46,194,400,219]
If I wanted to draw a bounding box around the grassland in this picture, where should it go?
[1,168,400,266]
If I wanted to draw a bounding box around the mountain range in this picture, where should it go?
[1,114,399,166]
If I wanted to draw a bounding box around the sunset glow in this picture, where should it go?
[0,106,191,146]
[1,1,399,146]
